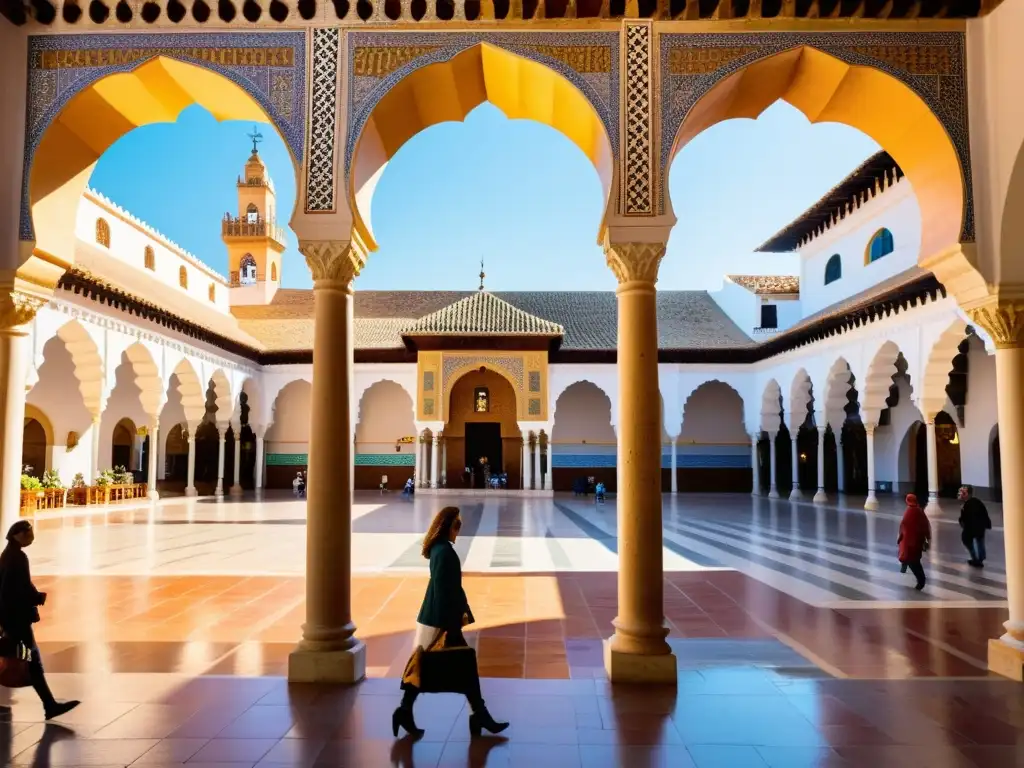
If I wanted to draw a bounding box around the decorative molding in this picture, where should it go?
[299,240,366,284]
[441,354,524,400]
[620,21,656,216]
[20,32,307,241]
[604,242,666,284]
[659,31,972,240]
[305,28,340,213]
[966,300,1024,349]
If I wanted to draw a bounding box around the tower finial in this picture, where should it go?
[479,259,485,291]
[247,125,264,154]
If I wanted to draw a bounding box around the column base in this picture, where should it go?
[147,490,160,501]
[185,487,198,497]
[288,640,366,683]
[214,488,225,498]
[229,485,243,497]
[864,495,879,511]
[789,489,803,501]
[925,500,943,515]
[812,490,828,504]
[604,639,677,684]
[768,488,779,499]
[988,637,1024,682]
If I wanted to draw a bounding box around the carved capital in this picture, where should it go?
[967,299,1024,349]
[604,242,665,285]
[299,240,366,285]
[0,291,45,329]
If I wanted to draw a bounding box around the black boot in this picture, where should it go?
[392,688,424,738]
[468,700,509,737]
[30,659,80,720]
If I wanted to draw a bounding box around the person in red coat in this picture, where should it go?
[898,494,931,590]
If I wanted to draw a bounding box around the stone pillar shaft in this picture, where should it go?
[521,438,530,491]
[836,436,846,493]
[0,325,30,533]
[532,435,541,491]
[146,421,160,500]
[230,432,242,495]
[789,436,802,500]
[750,433,759,496]
[993,346,1024,648]
[90,415,102,483]
[865,426,878,511]
[254,435,265,491]
[185,435,197,496]
[768,433,779,499]
[215,433,226,497]
[289,239,366,683]
[925,418,940,511]
[430,436,440,488]
[441,439,447,486]
[603,241,674,682]
[813,426,827,504]
[670,438,678,494]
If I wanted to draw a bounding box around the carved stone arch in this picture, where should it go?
[920,319,970,418]
[168,357,205,425]
[237,376,264,431]
[788,368,814,431]
[760,378,782,434]
[442,358,523,420]
[53,319,105,419]
[208,368,234,424]
[551,380,616,444]
[681,379,746,439]
[862,340,906,423]
[346,36,616,248]
[22,35,307,265]
[824,357,855,429]
[661,35,971,250]
[24,403,55,447]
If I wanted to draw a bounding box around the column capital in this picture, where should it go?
[865,424,876,436]
[0,290,46,330]
[603,242,666,285]
[966,297,1024,349]
[299,239,366,286]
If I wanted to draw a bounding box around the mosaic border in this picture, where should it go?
[305,27,339,213]
[659,31,973,242]
[20,31,307,241]
[343,30,620,184]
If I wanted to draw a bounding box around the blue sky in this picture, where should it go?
[89,101,879,292]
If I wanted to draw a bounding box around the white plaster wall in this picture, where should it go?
[265,378,312,456]
[680,381,747,444]
[763,297,802,332]
[798,180,921,317]
[873,376,923,487]
[76,192,231,311]
[958,336,999,490]
[551,381,616,448]
[710,281,759,339]
[355,380,416,455]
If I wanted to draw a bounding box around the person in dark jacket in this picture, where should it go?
[898,494,931,591]
[0,521,79,719]
[393,506,508,739]
[958,485,992,567]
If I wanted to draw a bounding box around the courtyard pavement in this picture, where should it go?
[3,492,1018,767]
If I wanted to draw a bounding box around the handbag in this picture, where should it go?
[0,632,33,688]
[401,629,478,695]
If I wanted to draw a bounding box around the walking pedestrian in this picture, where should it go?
[0,521,80,719]
[898,493,931,591]
[958,485,992,567]
[393,507,508,739]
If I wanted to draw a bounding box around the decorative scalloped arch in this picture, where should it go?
[208,368,234,424]
[788,368,814,430]
[168,357,205,425]
[551,380,615,442]
[920,319,969,418]
[54,319,105,419]
[862,340,907,423]
[682,379,746,435]
[824,357,854,428]
[444,361,522,421]
[760,379,782,434]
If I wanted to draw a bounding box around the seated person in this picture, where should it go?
[595,481,606,503]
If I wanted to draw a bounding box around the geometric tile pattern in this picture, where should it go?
[20,32,307,241]
[659,31,973,240]
[621,21,655,216]
[354,453,415,466]
[305,28,340,213]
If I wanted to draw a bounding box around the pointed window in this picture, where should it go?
[866,228,894,263]
[239,254,257,285]
[270,262,278,282]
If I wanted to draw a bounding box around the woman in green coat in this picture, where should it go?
[393,506,509,739]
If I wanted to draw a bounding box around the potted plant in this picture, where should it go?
[70,473,88,505]
[19,467,43,516]
[39,469,66,509]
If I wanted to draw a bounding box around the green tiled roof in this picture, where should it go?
[401,291,565,337]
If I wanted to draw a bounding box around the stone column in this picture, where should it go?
[750,433,760,496]
[89,414,102,483]
[185,428,197,497]
[836,433,846,494]
[230,428,243,496]
[523,434,533,490]
[214,427,226,498]
[413,433,423,487]
[430,434,440,488]
[967,300,1024,679]
[441,438,447,487]
[132,432,145,472]
[288,239,366,683]
[813,426,828,504]
[146,420,159,500]
[532,434,541,491]
[789,435,802,500]
[768,433,779,499]
[254,431,265,493]
[924,416,941,513]
[603,241,675,682]
[0,293,42,532]
[865,425,878,511]
[670,437,678,494]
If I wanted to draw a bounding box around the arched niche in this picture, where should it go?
[354,380,416,491]
[445,368,521,489]
[550,380,615,492]
[265,380,312,489]
[678,381,749,493]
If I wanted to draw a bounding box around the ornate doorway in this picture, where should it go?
[466,423,502,488]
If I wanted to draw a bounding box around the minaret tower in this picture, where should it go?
[225,127,286,306]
